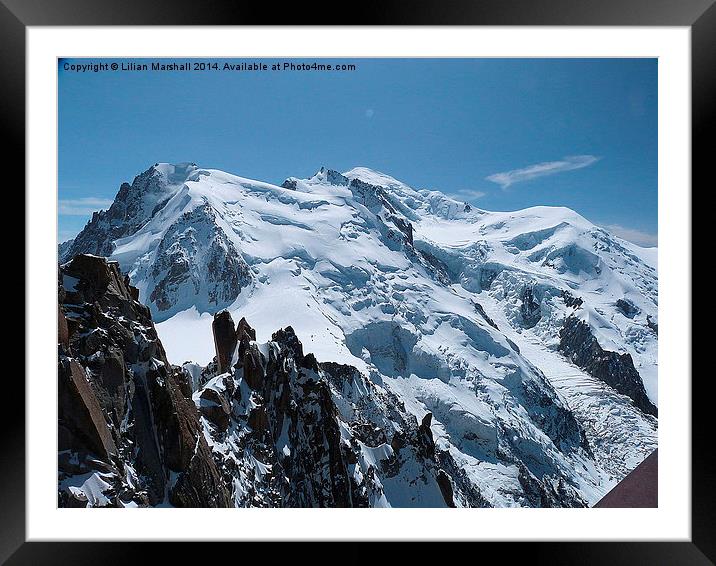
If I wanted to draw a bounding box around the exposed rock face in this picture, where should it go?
[520,285,542,328]
[237,317,256,342]
[436,470,456,508]
[616,298,640,318]
[58,305,70,349]
[58,254,231,508]
[473,301,498,330]
[241,343,265,391]
[212,310,237,374]
[559,316,657,417]
[59,164,193,262]
[148,203,252,317]
[560,289,584,309]
[198,387,231,432]
[58,164,253,321]
[59,358,117,461]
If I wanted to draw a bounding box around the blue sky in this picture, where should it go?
[59,58,657,246]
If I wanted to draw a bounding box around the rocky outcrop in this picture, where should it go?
[198,387,231,432]
[560,289,583,309]
[212,310,238,374]
[237,316,256,342]
[193,320,471,508]
[473,301,498,329]
[148,203,253,317]
[59,358,117,461]
[59,163,253,321]
[59,164,192,262]
[436,470,456,508]
[559,316,657,417]
[616,298,640,318]
[520,285,541,328]
[58,254,231,508]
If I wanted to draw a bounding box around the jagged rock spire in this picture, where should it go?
[212,310,238,374]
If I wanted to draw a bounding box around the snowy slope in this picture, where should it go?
[62,163,658,506]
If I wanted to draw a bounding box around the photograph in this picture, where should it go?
[56,57,659,509]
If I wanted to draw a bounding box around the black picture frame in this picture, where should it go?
[4,1,707,563]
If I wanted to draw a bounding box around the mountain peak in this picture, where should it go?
[149,162,200,185]
[307,166,349,186]
[343,167,406,190]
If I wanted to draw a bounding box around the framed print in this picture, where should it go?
[4,0,710,563]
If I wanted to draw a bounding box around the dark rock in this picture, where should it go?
[128,284,140,302]
[418,412,436,458]
[281,178,298,190]
[170,433,232,508]
[58,306,70,350]
[520,286,541,328]
[58,358,117,461]
[248,405,270,440]
[416,248,452,285]
[352,422,388,447]
[174,367,194,399]
[390,215,414,246]
[242,343,266,391]
[96,347,126,418]
[560,289,583,309]
[58,254,231,508]
[323,168,349,186]
[148,204,253,315]
[271,326,304,361]
[390,432,406,451]
[473,301,498,329]
[559,316,657,417]
[64,254,134,305]
[221,374,235,398]
[646,315,658,335]
[130,376,167,503]
[198,387,231,432]
[301,352,319,372]
[437,449,491,507]
[236,316,256,342]
[436,469,456,507]
[59,164,185,263]
[320,361,360,383]
[212,310,237,374]
[152,370,231,506]
[616,298,640,318]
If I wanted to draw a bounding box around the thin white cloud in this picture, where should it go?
[365,108,375,119]
[452,189,487,200]
[58,197,113,216]
[601,223,658,247]
[486,155,600,189]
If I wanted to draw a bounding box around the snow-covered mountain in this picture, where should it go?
[60,162,658,507]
